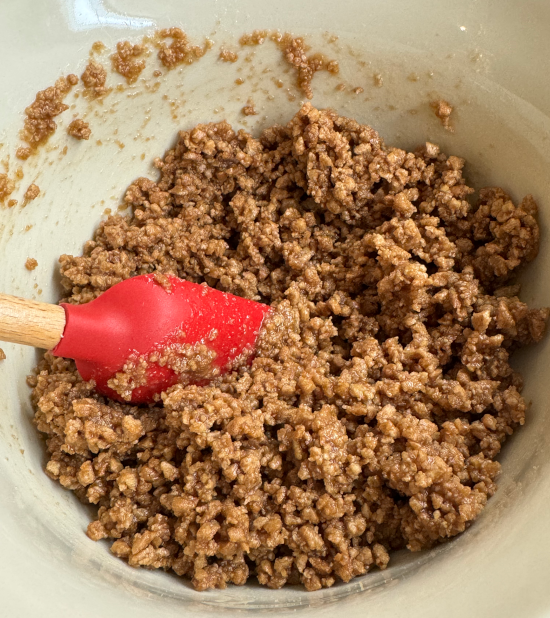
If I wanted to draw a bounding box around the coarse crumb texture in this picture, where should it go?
[19,75,78,150]
[81,60,108,97]
[242,100,258,116]
[68,119,92,141]
[32,103,548,592]
[0,173,15,203]
[239,30,270,46]
[24,183,40,202]
[16,146,32,161]
[111,41,147,84]
[219,48,239,63]
[431,99,454,133]
[25,257,38,271]
[272,33,339,99]
[238,31,339,99]
[156,28,210,70]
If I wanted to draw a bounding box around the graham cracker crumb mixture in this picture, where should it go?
[0,173,15,204]
[153,271,173,292]
[219,48,239,63]
[239,30,269,46]
[15,147,32,161]
[156,28,210,70]
[242,100,258,116]
[111,41,147,84]
[108,341,221,402]
[272,32,339,99]
[24,183,40,203]
[25,257,38,271]
[19,75,78,151]
[0,348,5,361]
[431,99,454,132]
[237,31,339,98]
[32,103,548,592]
[68,119,92,141]
[91,41,106,54]
[81,60,108,97]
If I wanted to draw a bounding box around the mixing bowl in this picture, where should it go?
[1,0,550,616]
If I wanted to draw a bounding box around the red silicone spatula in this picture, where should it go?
[0,274,270,404]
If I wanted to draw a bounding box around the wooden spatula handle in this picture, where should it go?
[0,293,66,350]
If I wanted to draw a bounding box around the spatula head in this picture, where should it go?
[53,274,270,403]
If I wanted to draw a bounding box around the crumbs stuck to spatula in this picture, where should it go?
[0,348,5,361]
[153,271,173,292]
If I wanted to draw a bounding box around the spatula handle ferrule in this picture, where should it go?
[0,293,66,350]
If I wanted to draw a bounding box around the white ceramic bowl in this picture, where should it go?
[1,1,550,616]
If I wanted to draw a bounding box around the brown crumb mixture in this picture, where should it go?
[239,30,269,46]
[32,104,548,592]
[237,31,339,98]
[108,340,220,402]
[272,33,339,99]
[68,119,92,141]
[25,257,38,271]
[156,28,210,69]
[81,60,108,97]
[0,348,5,361]
[152,271,173,292]
[19,75,78,151]
[242,100,258,116]
[0,173,15,203]
[219,48,239,63]
[111,41,147,84]
[22,183,39,207]
[24,183,40,203]
[431,99,454,132]
[15,146,32,161]
[91,41,106,54]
